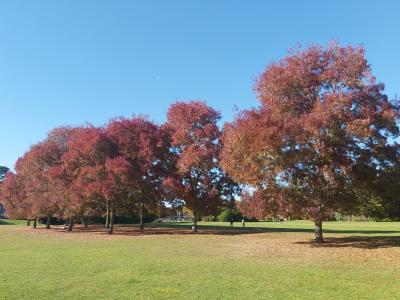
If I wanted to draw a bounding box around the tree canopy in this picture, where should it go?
[164,101,241,231]
[221,42,399,242]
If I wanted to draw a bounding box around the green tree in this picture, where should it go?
[0,166,9,183]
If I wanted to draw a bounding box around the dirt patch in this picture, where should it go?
[231,232,400,266]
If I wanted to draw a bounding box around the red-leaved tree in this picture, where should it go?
[164,101,240,231]
[0,172,31,220]
[107,117,171,231]
[13,136,71,228]
[222,42,399,242]
[62,126,128,234]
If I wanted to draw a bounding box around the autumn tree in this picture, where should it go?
[222,42,399,242]
[14,137,71,229]
[62,126,131,234]
[107,117,171,231]
[164,101,240,232]
[43,127,86,231]
[0,166,10,216]
[238,190,266,221]
[0,172,31,220]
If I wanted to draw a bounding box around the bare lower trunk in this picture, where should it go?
[139,202,144,231]
[106,201,110,229]
[33,217,37,229]
[46,215,51,229]
[84,217,88,228]
[68,218,74,232]
[108,202,115,234]
[192,211,198,232]
[27,219,31,226]
[315,220,324,243]
[64,219,69,229]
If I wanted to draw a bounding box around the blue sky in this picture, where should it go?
[1,0,399,169]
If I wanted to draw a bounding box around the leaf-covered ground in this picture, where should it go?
[1,221,399,299]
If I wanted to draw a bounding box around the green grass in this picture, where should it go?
[0,219,27,225]
[1,220,399,299]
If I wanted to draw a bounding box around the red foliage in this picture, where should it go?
[238,190,269,221]
[0,172,30,219]
[238,188,300,221]
[62,126,118,202]
[222,42,399,234]
[166,101,221,172]
[163,101,239,227]
[106,117,171,217]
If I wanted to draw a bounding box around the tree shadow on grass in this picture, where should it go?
[148,222,400,236]
[30,223,400,249]
[297,236,400,249]
[48,224,252,236]
[38,223,400,242]
[0,219,19,225]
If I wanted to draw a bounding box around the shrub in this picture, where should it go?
[218,209,242,222]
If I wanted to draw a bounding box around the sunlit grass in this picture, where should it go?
[0,220,399,299]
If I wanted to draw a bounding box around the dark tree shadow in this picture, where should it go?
[297,236,400,249]
[0,219,19,225]
[147,222,400,235]
[34,222,400,246]
[46,224,256,236]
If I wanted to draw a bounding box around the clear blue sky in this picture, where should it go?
[1,0,399,169]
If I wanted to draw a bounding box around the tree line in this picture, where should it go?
[1,42,399,243]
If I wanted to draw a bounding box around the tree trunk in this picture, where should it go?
[139,202,144,231]
[315,219,324,243]
[64,219,69,229]
[108,202,115,235]
[27,219,31,226]
[192,211,198,232]
[68,218,74,232]
[33,217,37,229]
[84,217,88,228]
[46,215,51,229]
[106,201,110,229]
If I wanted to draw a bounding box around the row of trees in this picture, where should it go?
[0,102,240,234]
[1,42,399,242]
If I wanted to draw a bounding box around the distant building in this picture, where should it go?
[0,203,5,218]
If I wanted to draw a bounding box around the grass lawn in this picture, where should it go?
[0,220,399,299]
[0,219,27,225]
